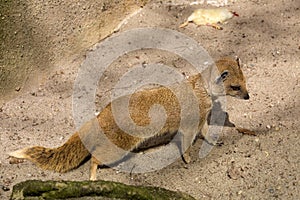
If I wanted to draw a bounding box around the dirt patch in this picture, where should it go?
[0,0,147,103]
[0,0,299,199]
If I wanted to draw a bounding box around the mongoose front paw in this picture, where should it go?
[182,153,191,164]
[204,138,224,146]
[236,127,256,136]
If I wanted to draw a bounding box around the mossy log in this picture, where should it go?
[11,180,195,200]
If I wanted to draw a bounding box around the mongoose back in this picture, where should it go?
[9,57,250,180]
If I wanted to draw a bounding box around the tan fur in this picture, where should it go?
[9,57,249,180]
[9,133,90,173]
[215,57,249,99]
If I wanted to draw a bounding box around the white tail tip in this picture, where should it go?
[8,148,27,158]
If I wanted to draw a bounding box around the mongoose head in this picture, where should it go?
[211,57,250,100]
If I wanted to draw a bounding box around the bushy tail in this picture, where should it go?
[9,132,90,173]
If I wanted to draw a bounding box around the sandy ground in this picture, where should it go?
[1,0,299,199]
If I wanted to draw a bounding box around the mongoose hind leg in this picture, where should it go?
[179,21,189,28]
[90,156,101,181]
[180,129,200,164]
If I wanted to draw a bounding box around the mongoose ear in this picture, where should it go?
[215,70,229,84]
[236,57,242,68]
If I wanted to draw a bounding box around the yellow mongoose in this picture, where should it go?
[9,57,250,180]
[180,8,239,30]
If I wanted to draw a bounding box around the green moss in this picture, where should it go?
[11,180,195,200]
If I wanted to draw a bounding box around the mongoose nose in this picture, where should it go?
[244,93,250,100]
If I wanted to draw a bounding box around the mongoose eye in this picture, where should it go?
[230,85,241,91]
